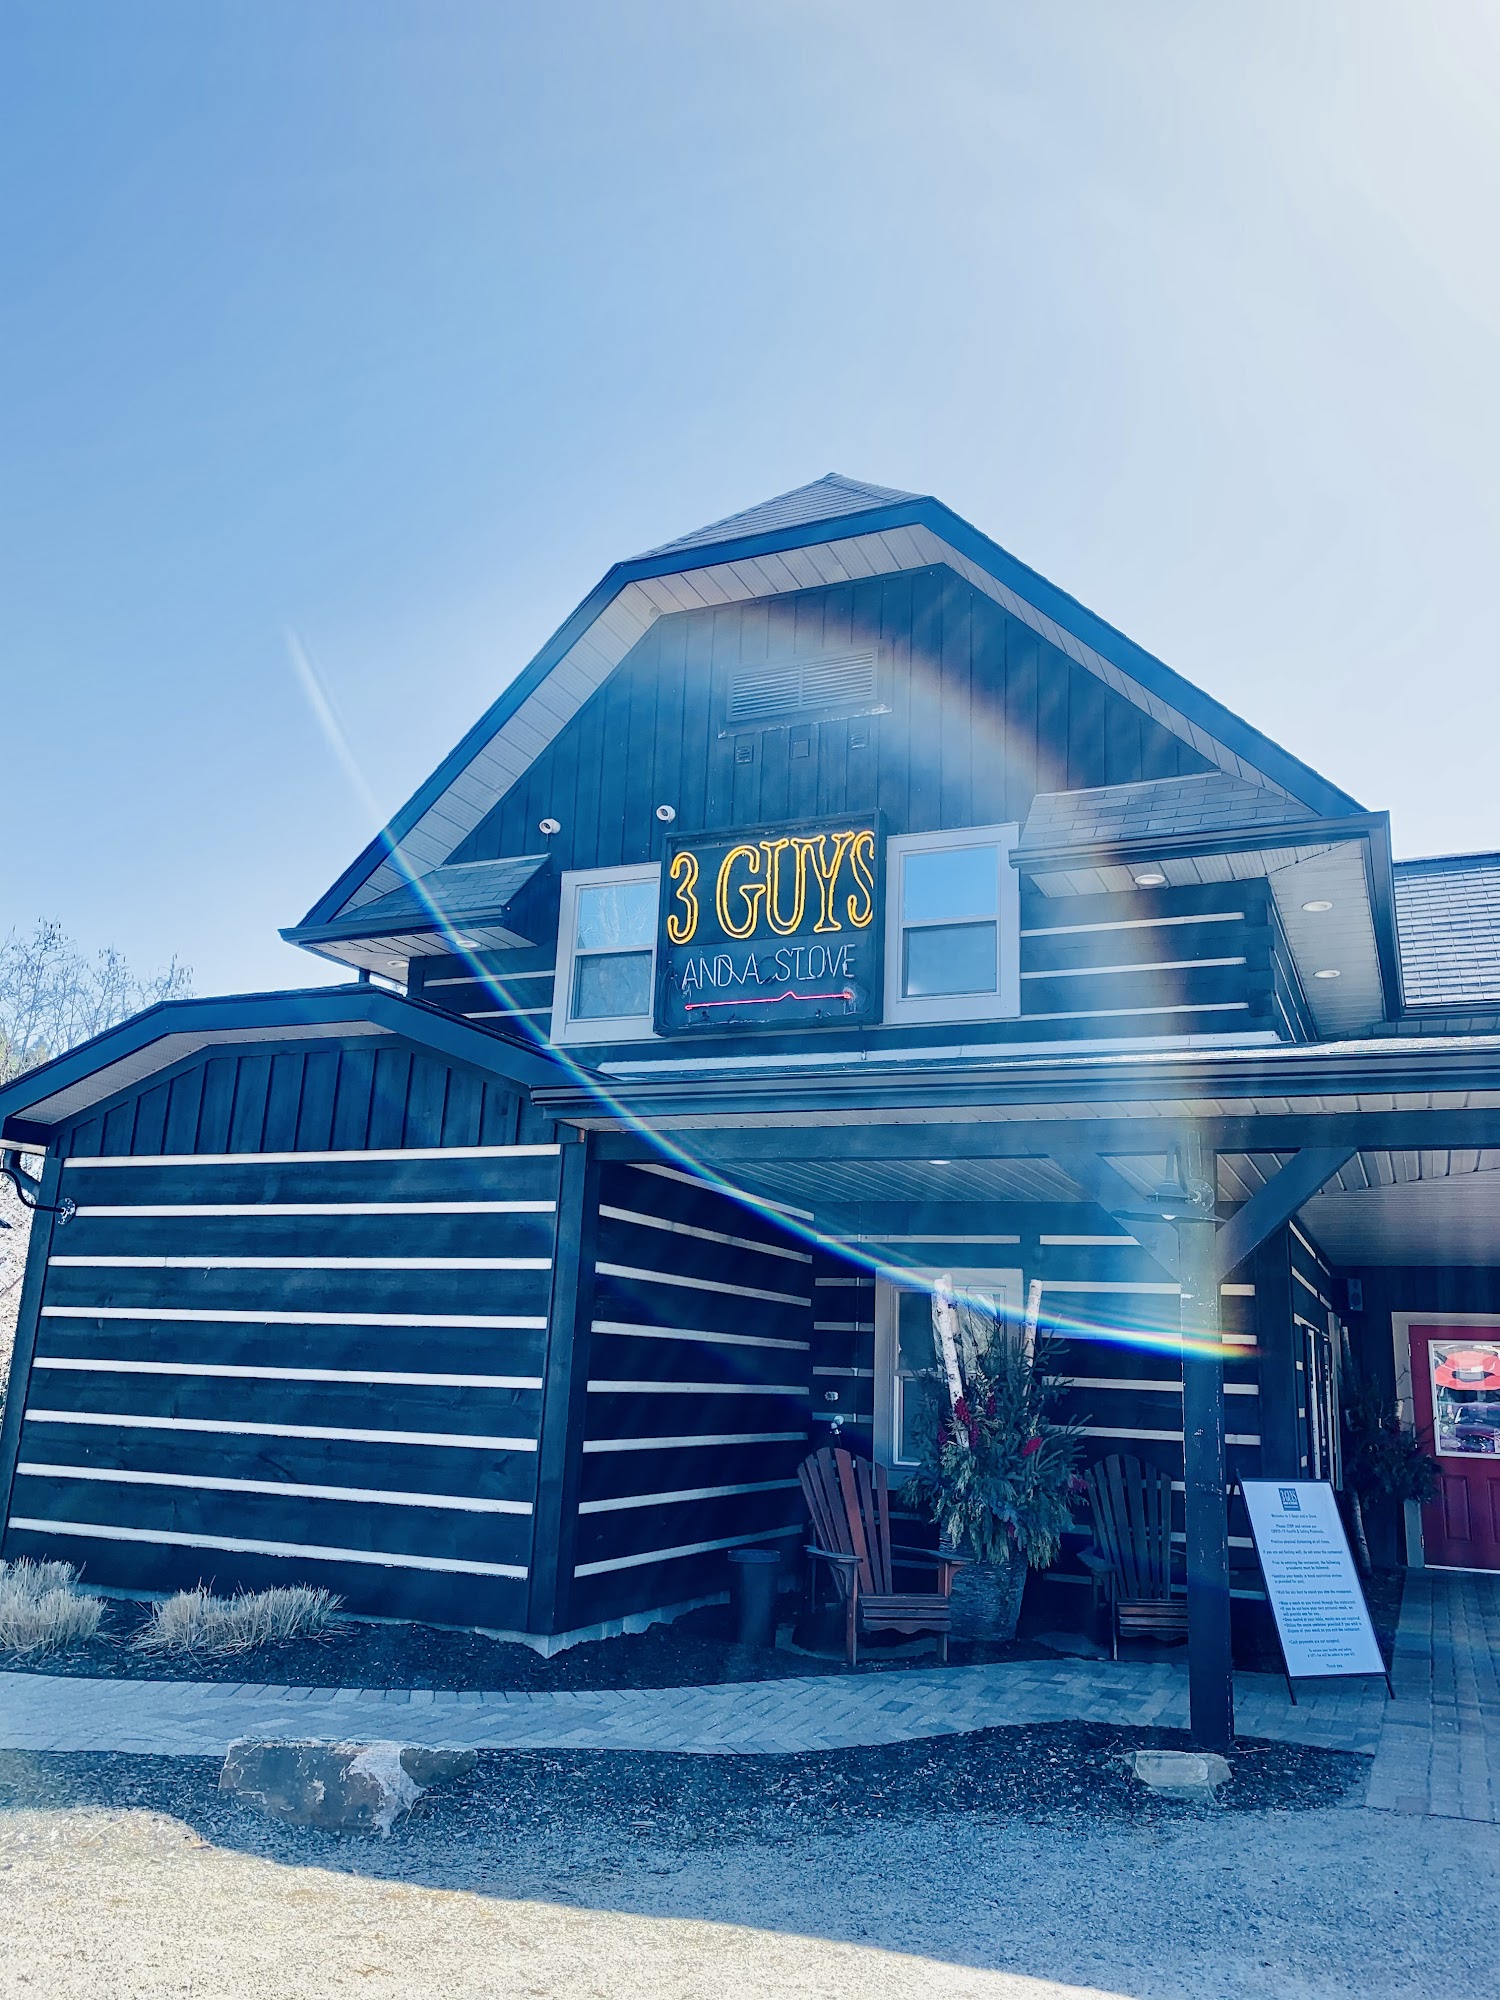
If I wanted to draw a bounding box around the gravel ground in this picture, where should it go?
[0,1730,1491,2000]
[2,1598,1059,1689]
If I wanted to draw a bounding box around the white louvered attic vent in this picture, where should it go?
[726,648,879,726]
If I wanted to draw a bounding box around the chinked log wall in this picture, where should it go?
[0,1041,564,1633]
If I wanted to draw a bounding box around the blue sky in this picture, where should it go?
[4,2,1499,997]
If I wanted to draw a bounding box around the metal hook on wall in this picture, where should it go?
[0,1162,76,1225]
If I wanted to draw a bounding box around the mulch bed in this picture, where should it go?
[0,1597,1059,1690]
[0,1721,1367,1854]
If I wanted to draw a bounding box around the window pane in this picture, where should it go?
[897,1290,936,1374]
[899,1374,944,1463]
[903,921,998,997]
[902,845,998,924]
[572,949,653,1020]
[575,880,657,952]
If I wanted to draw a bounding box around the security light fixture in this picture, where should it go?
[539,817,561,835]
[655,804,677,823]
[1302,900,1334,912]
[1133,871,1167,888]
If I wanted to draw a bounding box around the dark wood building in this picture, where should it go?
[5,474,1498,1663]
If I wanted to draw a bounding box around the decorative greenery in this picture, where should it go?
[901,1293,1084,1568]
[0,1558,103,1655]
[1343,1379,1440,1506]
[132,1584,341,1655]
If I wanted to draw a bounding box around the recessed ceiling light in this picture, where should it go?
[1313,967,1342,980]
[1302,899,1334,913]
[1133,871,1167,888]
[929,1159,952,1166]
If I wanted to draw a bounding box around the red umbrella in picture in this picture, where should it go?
[1433,1347,1500,1391]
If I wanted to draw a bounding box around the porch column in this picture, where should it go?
[1176,1185,1233,1753]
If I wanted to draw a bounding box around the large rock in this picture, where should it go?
[220,1739,477,1836]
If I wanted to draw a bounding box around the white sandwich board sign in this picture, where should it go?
[1240,1480,1388,1686]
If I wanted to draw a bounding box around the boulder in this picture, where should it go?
[1128,1749,1232,1802]
[220,1739,477,1836]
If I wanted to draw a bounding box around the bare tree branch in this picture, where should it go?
[0,919,194,1084]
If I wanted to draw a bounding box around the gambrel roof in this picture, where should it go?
[292,475,1365,945]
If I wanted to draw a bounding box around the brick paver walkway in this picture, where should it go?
[1366,1568,1500,1825]
[0,1656,1385,1760]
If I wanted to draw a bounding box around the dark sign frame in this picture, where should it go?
[654,814,885,1036]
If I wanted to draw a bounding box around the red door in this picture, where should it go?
[1407,1322,1500,1571]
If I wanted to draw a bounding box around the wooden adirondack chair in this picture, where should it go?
[1081,1453,1189,1658]
[798,1445,962,1667]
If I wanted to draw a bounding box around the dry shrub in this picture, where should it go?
[132,1584,341,1656]
[0,1558,103,1654]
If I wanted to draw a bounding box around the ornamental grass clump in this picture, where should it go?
[902,1286,1084,1569]
[132,1584,340,1656]
[0,1558,103,1655]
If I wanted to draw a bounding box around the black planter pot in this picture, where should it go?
[946,1546,1028,1642]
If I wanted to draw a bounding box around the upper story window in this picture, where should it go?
[553,865,660,1044]
[883,824,1021,1025]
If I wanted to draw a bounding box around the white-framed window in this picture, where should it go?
[552,864,661,1045]
[883,823,1021,1025]
[874,1268,1024,1468]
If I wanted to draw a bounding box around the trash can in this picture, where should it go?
[727,1546,781,1648]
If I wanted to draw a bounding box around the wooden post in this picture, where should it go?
[0,1148,63,1547]
[527,1134,599,1637]
[1177,1139,1234,1752]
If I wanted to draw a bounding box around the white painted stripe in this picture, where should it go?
[50,1254,551,1271]
[581,1432,804,1454]
[1079,1426,1261,1445]
[813,1321,875,1333]
[7,1516,528,1579]
[42,1306,546,1330]
[1021,956,1246,981]
[1222,1283,1255,1297]
[577,1479,799,1515]
[32,1357,543,1390]
[1293,1268,1332,1307]
[423,971,555,988]
[16,1463,534,1515]
[1026,1001,1250,1022]
[573,1526,799,1577]
[1040,1235,1138,1247]
[631,1162,814,1222]
[598,1204,812,1265]
[844,1234,1021,1246]
[595,1262,809,1308]
[1062,1378,1259,1396]
[1042,1281,1256,1298]
[586,1381,808,1397]
[1288,1221,1330,1270]
[813,1366,874,1379]
[814,1276,873,1288]
[467,1008,551,1019]
[24,1410,538,1451]
[1021,911,1246,938]
[590,1319,808,1353]
[63,1146,560,1167]
[72,1201,556,1218]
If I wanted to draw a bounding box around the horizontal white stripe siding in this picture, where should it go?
[1043,1282,1256,1298]
[577,1479,799,1515]
[598,1204,812,1265]
[845,1234,1021,1246]
[42,1306,546,1330]
[32,1357,543,1390]
[813,1321,875,1333]
[574,1526,799,1577]
[1040,1235,1137,1247]
[63,1146,560,1168]
[630,1162,814,1221]
[1020,956,1246,981]
[581,1432,805,1454]
[50,1255,551,1271]
[590,1318,808,1353]
[594,1262,809,1307]
[24,1410,538,1451]
[1062,1378,1259,1396]
[16,1463,534,1514]
[1026,1001,1250,1022]
[813,1366,874,1379]
[73,1201,556,1219]
[586,1380,808,1397]
[1021,911,1246,938]
[7,1517,528,1579]
[814,1277,873,1288]
[1079,1426,1261,1445]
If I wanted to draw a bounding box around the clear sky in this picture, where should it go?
[4,2,1498,998]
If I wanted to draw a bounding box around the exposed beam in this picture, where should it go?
[1211,1147,1357,1283]
[590,1108,1500,1164]
[1045,1148,1178,1279]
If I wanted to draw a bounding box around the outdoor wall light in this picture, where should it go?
[1302,900,1334,912]
[538,817,561,835]
[1133,871,1167,887]
[655,804,677,823]
[1313,967,1342,979]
